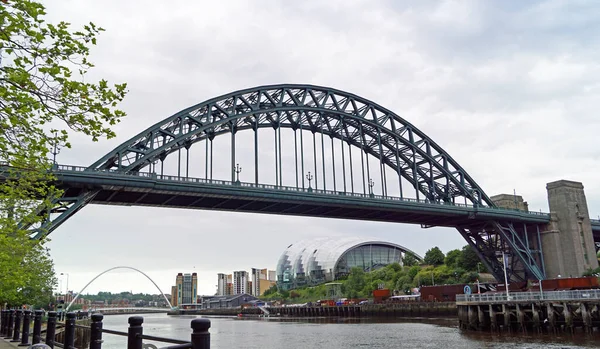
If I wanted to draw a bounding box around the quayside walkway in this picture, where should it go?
[0,338,19,348]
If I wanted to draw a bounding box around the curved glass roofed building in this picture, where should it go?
[276,237,422,290]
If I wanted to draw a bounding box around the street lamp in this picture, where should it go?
[234,163,242,184]
[61,272,69,303]
[306,172,313,191]
[368,178,375,197]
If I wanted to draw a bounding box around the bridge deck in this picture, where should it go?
[54,165,550,228]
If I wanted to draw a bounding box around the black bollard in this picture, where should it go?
[2,310,8,337]
[5,310,14,339]
[32,310,43,344]
[11,310,22,342]
[89,313,104,349]
[190,318,211,349]
[18,309,31,346]
[64,312,76,349]
[0,310,5,336]
[45,311,57,348]
[127,316,144,349]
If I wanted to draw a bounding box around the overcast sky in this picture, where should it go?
[42,0,600,297]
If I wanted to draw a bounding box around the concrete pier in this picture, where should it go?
[543,180,598,278]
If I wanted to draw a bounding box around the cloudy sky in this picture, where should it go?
[42,0,600,297]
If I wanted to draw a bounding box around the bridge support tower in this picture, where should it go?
[542,180,598,278]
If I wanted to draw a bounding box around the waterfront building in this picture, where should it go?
[276,237,422,290]
[217,273,227,296]
[174,272,198,306]
[233,271,248,295]
[268,270,276,281]
[171,286,178,306]
[251,268,276,296]
[202,293,258,309]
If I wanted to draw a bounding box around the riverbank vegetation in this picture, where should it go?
[261,245,484,303]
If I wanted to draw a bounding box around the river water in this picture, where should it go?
[100,313,600,348]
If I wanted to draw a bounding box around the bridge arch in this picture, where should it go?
[37,84,547,283]
[89,84,491,206]
[65,266,173,311]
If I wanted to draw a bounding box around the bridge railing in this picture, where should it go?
[53,163,550,218]
[0,310,210,349]
[456,289,600,303]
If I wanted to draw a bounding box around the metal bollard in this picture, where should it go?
[18,309,31,346]
[89,313,104,349]
[5,310,14,339]
[190,318,211,349]
[32,310,43,344]
[64,312,76,349]
[45,311,57,348]
[127,316,144,349]
[0,310,5,336]
[2,310,8,337]
[11,310,22,342]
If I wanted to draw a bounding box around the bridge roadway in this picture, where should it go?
[54,164,550,228]
[89,307,170,315]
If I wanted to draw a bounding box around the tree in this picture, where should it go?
[0,1,127,306]
[402,253,419,267]
[345,267,366,299]
[424,247,445,266]
[459,245,481,272]
[445,249,462,268]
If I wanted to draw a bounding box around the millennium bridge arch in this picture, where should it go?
[65,266,173,311]
[33,84,550,283]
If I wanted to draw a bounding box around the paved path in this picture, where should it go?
[0,337,22,348]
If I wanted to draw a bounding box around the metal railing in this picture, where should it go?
[0,310,210,349]
[52,163,551,219]
[456,289,600,303]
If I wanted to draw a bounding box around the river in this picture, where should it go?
[99,313,600,348]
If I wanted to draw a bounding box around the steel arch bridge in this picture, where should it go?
[22,84,558,282]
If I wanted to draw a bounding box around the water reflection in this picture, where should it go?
[100,313,600,349]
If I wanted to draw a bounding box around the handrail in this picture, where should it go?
[456,289,600,303]
[52,163,551,218]
[74,324,191,346]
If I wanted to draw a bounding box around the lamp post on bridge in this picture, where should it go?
[234,163,242,184]
[306,172,313,192]
[368,178,375,198]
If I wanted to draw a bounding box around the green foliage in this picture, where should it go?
[445,249,462,268]
[459,245,481,271]
[0,1,127,306]
[402,253,419,266]
[345,267,367,299]
[424,247,445,266]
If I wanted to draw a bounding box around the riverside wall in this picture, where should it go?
[170,302,457,318]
